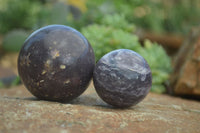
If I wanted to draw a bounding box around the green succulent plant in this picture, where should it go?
[81,14,172,93]
[138,40,172,93]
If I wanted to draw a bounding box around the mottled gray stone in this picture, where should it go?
[93,49,152,108]
[18,25,95,102]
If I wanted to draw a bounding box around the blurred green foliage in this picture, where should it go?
[1,0,198,34]
[0,0,41,33]
[81,14,172,93]
[0,0,73,34]
[80,0,200,34]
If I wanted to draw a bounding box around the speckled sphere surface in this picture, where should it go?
[93,49,152,108]
[18,25,95,102]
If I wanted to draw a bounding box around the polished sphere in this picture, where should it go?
[18,25,95,102]
[93,49,152,108]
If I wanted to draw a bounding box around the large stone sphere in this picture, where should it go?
[18,25,95,102]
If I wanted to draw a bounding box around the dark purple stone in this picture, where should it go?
[93,49,152,108]
[18,25,95,102]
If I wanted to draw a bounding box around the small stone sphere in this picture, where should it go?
[18,25,95,102]
[93,49,152,108]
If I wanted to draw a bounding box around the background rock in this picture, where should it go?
[170,28,200,96]
[0,84,200,133]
